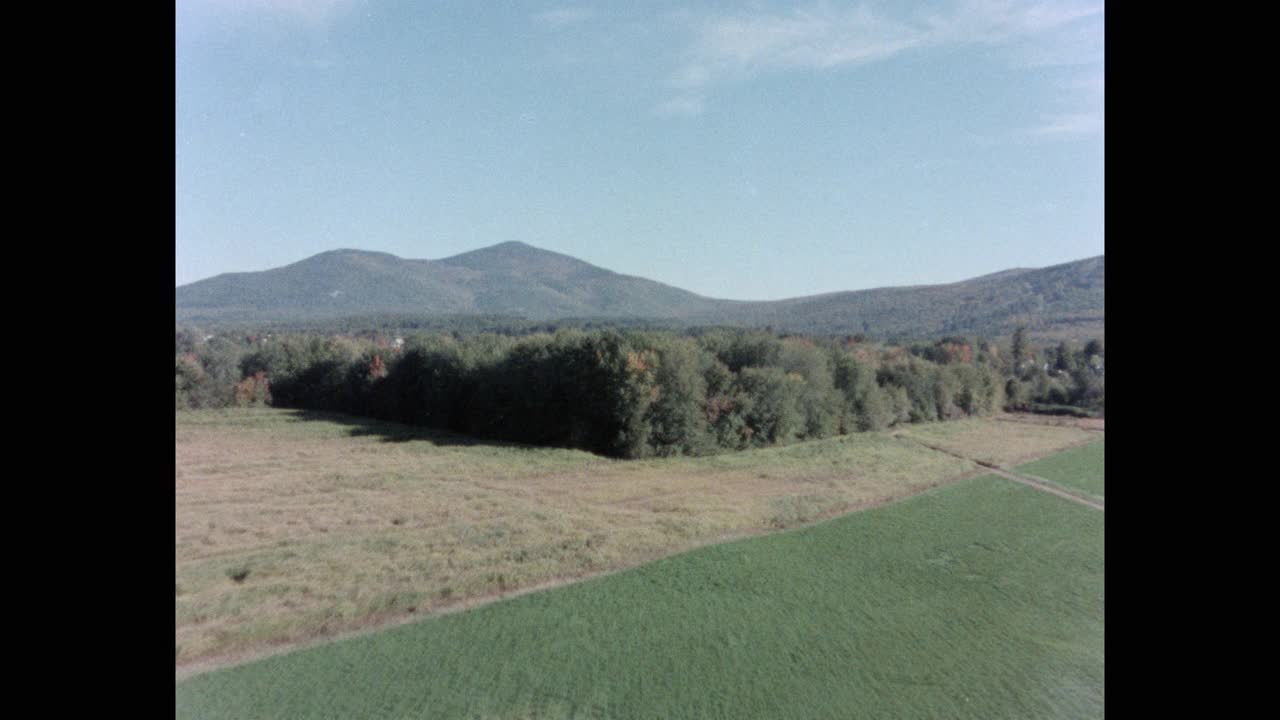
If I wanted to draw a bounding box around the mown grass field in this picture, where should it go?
[175,409,1094,669]
[892,416,1098,467]
[176,471,1104,720]
[1014,438,1105,501]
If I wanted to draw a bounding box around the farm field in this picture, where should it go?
[176,470,1105,719]
[892,416,1098,467]
[176,409,1093,670]
[1014,438,1105,501]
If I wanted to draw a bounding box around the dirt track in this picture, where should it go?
[898,434,1104,512]
[983,466,1104,511]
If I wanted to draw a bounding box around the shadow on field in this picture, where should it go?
[281,409,534,450]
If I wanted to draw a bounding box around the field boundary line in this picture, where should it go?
[897,437,1104,512]
[983,467,1104,511]
[992,414,1105,432]
[1015,470,1105,505]
[177,429,1099,681]
[177,464,995,683]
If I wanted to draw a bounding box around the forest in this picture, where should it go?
[176,325,1103,459]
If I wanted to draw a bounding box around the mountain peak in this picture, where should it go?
[438,241,599,276]
[444,240,548,258]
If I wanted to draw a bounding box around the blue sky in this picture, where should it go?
[176,1,1103,300]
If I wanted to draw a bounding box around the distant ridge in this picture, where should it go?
[176,242,1103,338]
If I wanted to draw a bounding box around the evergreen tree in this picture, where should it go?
[1011,326,1027,371]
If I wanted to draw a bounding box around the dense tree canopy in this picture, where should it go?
[177,325,1103,457]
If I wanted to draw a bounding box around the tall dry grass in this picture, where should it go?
[176,408,1092,667]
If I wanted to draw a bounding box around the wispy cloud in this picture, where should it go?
[1027,112,1102,137]
[926,0,1103,45]
[533,6,597,31]
[1001,6,1104,68]
[657,1,1103,115]
[186,0,359,24]
[653,95,704,118]
[674,4,927,88]
[1020,63,1103,140]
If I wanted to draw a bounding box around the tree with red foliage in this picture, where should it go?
[367,354,387,380]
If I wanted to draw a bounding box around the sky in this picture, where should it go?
[176,0,1103,300]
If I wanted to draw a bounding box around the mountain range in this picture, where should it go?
[176,242,1103,339]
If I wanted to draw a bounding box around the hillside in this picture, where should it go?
[695,256,1105,340]
[176,242,725,324]
[176,243,1103,339]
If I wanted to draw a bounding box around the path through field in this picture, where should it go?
[894,434,1104,511]
[985,466,1104,511]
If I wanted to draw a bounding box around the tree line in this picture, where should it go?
[177,326,1102,458]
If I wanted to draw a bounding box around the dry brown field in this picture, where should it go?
[176,408,1094,671]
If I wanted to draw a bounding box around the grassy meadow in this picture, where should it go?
[176,409,1093,668]
[892,416,1098,467]
[1014,438,1105,501]
[176,472,1105,719]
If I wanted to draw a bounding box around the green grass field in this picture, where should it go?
[177,470,1104,719]
[1014,439,1104,501]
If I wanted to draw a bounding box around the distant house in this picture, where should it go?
[394,337,405,349]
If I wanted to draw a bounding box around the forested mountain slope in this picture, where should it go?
[177,243,1102,339]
